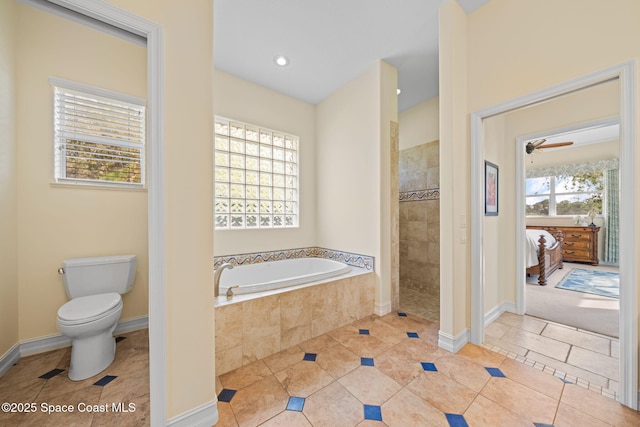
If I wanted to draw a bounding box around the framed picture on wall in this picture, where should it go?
[485,161,498,216]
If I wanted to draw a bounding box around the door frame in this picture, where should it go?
[42,0,167,424]
[515,115,620,313]
[470,61,638,409]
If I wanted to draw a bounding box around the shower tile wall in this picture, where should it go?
[399,141,439,318]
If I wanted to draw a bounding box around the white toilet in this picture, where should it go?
[57,255,137,381]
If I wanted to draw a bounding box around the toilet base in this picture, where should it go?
[68,328,117,381]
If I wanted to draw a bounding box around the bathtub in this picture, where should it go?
[215,257,375,374]
[218,257,351,296]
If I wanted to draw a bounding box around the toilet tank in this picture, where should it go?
[62,255,137,299]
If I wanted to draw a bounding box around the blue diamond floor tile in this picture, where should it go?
[361,357,374,366]
[286,396,305,412]
[445,413,469,427]
[534,423,555,427]
[485,367,506,377]
[407,332,419,338]
[561,378,573,383]
[359,329,370,335]
[303,353,317,362]
[218,388,236,403]
[364,404,383,421]
[93,375,117,387]
[397,312,407,317]
[421,362,437,372]
[39,368,65,379]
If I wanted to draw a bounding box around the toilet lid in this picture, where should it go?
[58,293,122,322]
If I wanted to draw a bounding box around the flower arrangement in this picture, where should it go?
[587,209,597,226]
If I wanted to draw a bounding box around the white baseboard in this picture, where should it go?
[20,333,71,357]
[1,316,149,362]
[114,315,149,335]
[484,302,516,327]
[438,328,469,353]
[167,401,218,427]
[375,301,392,316]
[0,344,21,378]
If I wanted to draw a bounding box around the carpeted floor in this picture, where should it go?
[526,263,620,338]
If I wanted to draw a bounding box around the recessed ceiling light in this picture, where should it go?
[397,88,401,95]
[274,55,289,67]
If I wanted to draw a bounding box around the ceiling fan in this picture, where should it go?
[525,138,574,154]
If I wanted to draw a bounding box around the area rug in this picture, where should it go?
[555,268,619,299]
[527,263,619,338]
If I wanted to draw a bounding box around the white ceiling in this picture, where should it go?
[213,0,490,112]
[528,124,620,152]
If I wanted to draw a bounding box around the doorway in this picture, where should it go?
[470,62,637,409]
[398,141,440,323]
[17,0,166,423]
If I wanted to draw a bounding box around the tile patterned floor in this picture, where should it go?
[399,287,439,323]
[0,329,149,426]
[400,275,621,400]
[2,314,636,426]
[215,312,640,426]
[484,312,620,400]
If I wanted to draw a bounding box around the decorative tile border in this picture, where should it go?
[314,247,374,270]
[214,247,374,271]
[399,188,440,202]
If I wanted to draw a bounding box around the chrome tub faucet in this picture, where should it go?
[214,263,234,297]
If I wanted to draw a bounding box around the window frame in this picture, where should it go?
[51,77,146,189]
[525,173,604,217]
[214,116,299,230]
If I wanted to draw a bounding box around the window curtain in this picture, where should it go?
[604,168,620,264]
[526,158,619,178]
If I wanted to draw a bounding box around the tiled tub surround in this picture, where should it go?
[399,141,440,322]
[215,267,375,375]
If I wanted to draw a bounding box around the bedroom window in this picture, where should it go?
[52,78,146,187]
[214,117,299,229]
[526,172,603,216]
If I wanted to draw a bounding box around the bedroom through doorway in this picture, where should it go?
[480,79,623,402]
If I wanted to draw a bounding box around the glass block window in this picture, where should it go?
[214,117,299,229]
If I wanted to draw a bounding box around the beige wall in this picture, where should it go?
[213,70,316,255]
[15,6,148,340]
[114,0,216,418]
[439,0,469,338]
[0,0,19,359]
[399,96,439,150]
[105,0,215,418]
[316,60,398,313]
[440,0,640,393]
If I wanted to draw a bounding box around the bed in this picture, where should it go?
[525,227,564,286]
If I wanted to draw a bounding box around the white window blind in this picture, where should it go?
[52,78,146,187]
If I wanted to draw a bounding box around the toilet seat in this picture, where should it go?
[58,292,122,326]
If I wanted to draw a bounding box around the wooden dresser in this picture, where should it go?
[526,225,600,265]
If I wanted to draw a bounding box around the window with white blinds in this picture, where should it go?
[214,117,299,229]
[51,78,146,187]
